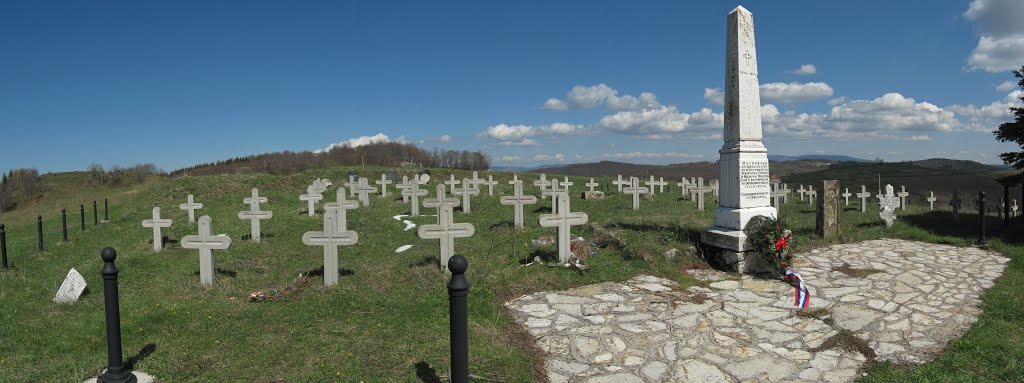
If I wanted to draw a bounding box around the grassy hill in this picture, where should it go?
[0,166,1022,381]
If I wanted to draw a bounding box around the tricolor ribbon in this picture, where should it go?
[785,268,810,308]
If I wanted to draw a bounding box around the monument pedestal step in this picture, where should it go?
[700,226,773,276]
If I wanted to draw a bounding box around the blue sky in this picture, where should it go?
[2,0,1023,173]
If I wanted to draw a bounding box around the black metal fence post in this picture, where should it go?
[99,247,137,383]
[1,224,7,271]
[977,191,988,246]
[447,255,469,383]
[81,204,86,231]
[62,209,68,242]
[93,201,98,225]
[104,198,109,222]
[37,215,44,252]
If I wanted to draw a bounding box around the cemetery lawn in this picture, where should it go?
[0,168,1021,382]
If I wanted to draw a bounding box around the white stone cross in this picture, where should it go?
[897,186,910,210]
[878,184,900,228]
[467,171,483,189]
[180,215,232,287]
[623,177,649,211]
[445,174,461,194]
[539,193,589,264]
[710,179,720,197]
[658,177,668,193]
[561,176,573,193]
[344,176,359,197]
[418,205,475,272]
[397,176,411,203]
[500,182,537,229]
[375,174,393,197]
[179,194,203,224]
[797,185,807,201]
[612,175,628,192]
[806,185,816,205]
[841,188,852,206]
[480,175,498,196]
[1013,199,1019,217]
[770,183,786,208]
[585,178,599,192]
[452,178,480,213]
[302,212,357,286]
[509,174,523,187]
[677,178,691,197]
[424,184,461,216]
[926,191,937,211]
[299,185,323,217]
[644,176,659,196]
[323,187,359,232]
[353,177,377,207]
[855,185,872,213]
[141,207,173,252]
[780,183,791,204]
[402,177,428,216]
[534,174,549,199]
[542,179,562,214]
[238,188,272,242]
[692,177,714,211]
[312,178,330,194]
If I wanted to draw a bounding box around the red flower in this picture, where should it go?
[780,261,788,268]
[774,236,788,252]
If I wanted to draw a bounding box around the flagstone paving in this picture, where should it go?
[505,239,1009,382]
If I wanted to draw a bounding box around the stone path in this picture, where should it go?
[505,239,1009,382]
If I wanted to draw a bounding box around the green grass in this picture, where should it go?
[0,167,1021,382]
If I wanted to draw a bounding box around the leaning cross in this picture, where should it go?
[299,185,323,216]
[402,177,428,217]
[612,175,628,192]
[375,174,393,197]
[500,182,537,229]
[841,188,852,206]
[179,194,203,224]
[141,207,173,252]
[538,193,589,264]
[180,215,232,287]
[623,177,649,211]
[855,185,872,213]
[480,175,498,196]
[878,184,900,228]
[302,213,358,286]
[585,178,599,192]
[896,186,909,210]
[353,178,377,207]
[238,188,272,242]
[323,187,359,232]
[926,191,937,211]
[424,184,461,216]
[417,205,475,272]
[452,178,480,213]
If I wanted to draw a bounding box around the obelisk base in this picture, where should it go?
[702,206,776,275]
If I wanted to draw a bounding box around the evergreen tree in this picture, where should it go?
[994,66,1024,172]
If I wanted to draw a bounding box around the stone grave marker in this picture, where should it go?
[180,216,232,287]
[897,186,910,210]
[445,174,461,194]
[856,185,871,213]
[424,184,461,216]
[481,175,498,196]
[770,183,786,208]
[926,191,936,210]
[878,184,900,228]
[299,185,323,216]
[534,174,549,199]
[538,193,589,264]
[179,194,203,224]
[797,185,807,201]
[452,178,480,213]
[375,174,393,197]
[500,182,537,229]
[709,179,719,197]
[467,171,483,189]
[418,204,474,272]
[816,180,839,239]
[585,178,599,192]
[1013,199,1019,217]
[343,177,359,197]
[623,177,649,211]
[302,211,358,286]
[692,177,713,211]
[397,176,411,203]
[841,188,852,206]
[612,174,628,192]
[644,176,659,196]
[658,177,668,193]
[561,176,573,193]
[53,268,87,304]
[780,183,791,203]
[402,177,428,217]
[542,179,561,214]
[806,185,817,205]
[950,189,962,221]
[323,187,359,232]
[353,178,377,207]
[677,177,690,198]
[142,207,172,251]
[509,174,523,187]
[238,188,272,242]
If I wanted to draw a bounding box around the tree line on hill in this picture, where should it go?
[0,168,42,212]
[169,142,492,177]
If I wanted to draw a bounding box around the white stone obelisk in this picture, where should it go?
[702,6,777,274]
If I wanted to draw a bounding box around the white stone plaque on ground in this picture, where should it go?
[53,268,87,304]
[142,207,172,251]
[180,216,232,287]
[500,182,537,229]
[179,194,203,224]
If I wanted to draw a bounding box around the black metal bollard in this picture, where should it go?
[93,201,98,225]
[447,255,469,383]
[37,215,44,252]
[80,204,86,231]
[977,191,988,246]
[1,224,7,271]
[104,198,109,222]
[62,208,68,242]
[99,248,138,383]
[1004,185,1010,227]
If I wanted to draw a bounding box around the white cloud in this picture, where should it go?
[761,93,960,139]
[543,84,661,111]
[759,82,834,104]
[996,80,1018,92]
[601,152,704,160]
[905,135,933,141]
[439,134,453,143]
[827,96,847,106]
[532,153,566,162]
[596,106,723,136]
[964,0,1024,72]
[479,123,585,145]
[316,133,394,153]
[786,64,817,75]
[496,155,521,162]
[947,90,1021,131]
[704,82,833,105]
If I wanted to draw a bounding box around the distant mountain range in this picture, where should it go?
[766,154,870,162]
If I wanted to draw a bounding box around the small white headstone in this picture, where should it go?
[841,188,852,206]
[612,175,628,192]
[500,182,537,229]
[855,185,872,213]
[926,191,937,211]
[179,194,203,224]
[897,186,910,210]
[879,184,900,228]
[53,268,87,304]
[375,174,393,197]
